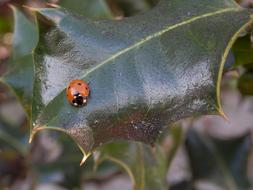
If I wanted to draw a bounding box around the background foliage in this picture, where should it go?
[0,0,253,190]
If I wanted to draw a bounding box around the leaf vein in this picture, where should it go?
[81,7,240,79]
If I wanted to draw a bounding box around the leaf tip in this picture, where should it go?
[218,109,230,123]
[28,135,33,144]
[80,153,91,166]
[29,126,41,143]
[8,4,15,11]
[22,5,39,12]
[45,3,60,8]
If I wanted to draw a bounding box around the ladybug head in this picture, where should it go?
[72,93,87,107]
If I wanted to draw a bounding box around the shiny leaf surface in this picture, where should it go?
[31,0,253,158]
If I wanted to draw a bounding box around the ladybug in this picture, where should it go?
[66,79,90,107]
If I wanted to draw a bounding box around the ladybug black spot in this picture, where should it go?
[72,93,86,107]
[78,83,82,86]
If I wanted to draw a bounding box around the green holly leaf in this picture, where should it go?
[232,33,253,67]
[0,7,38,118]
[2,54,34,118]
[11,7,38,60]
[94,124,183,190]
[95,142,168,190]
[30,0,253,161]
[57,0,113,19]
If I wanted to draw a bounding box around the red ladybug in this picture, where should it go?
[66,80,90,107]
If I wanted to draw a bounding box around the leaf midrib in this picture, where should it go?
[80,7,241,79]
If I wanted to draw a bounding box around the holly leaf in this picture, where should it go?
[185,129,251,190]
[30,0,253,161]
[0,7,38,117]
[2,55,34,117]
[57,0,113,19]
[95,142,168,190]
[92,124,182,190]
[11,7,38,60]
[232,33,253,67]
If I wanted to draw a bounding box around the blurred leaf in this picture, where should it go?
[146,0,159,6]
[243,62,253,71]
[238,71,253,95]
[96,142,168,190]
[2,55,34,117]
[224,50,235,71]
[185,129,251,190]
[167,124,183,168]
[0,8,37,188]
[56,0,113,19]
[11,7,38,60]
[36,133,120,189]
[109,0,151,16]
[170,180,194,190]
[92,125,182,190]
[0,16,11,33]
[0,149,27,188]
[0,117,28,155]
[232,33,253,67]
[0,115,28,187]
[31,1,253,158]
[36,134,89,189]
[1,7,38,117]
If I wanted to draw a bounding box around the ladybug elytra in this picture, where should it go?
[66,79,90,107]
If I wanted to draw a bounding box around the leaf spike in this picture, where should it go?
[218,109,230,123]
[29,126,45,143]
[8,4,15,11]
[46,3,60,8]
[80,153,91,166]
[29,129,36,143]
[22,5,39,12]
